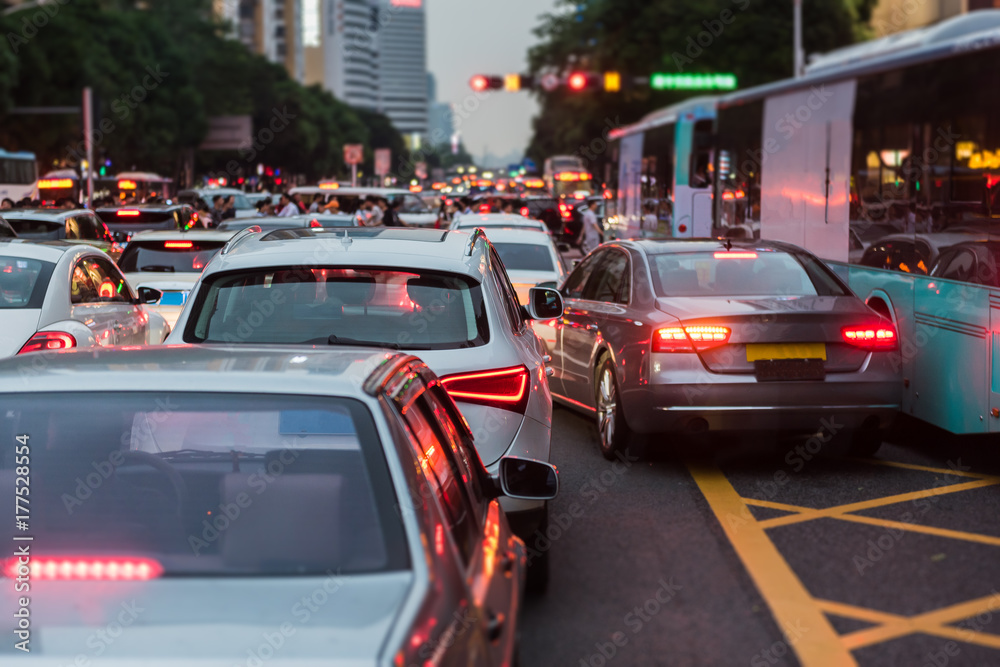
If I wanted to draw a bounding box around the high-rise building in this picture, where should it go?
[378,0,428,142]
[426,74,454,147]
[232,0,304,83]
[309,0,381,110]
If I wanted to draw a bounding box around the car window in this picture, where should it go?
[187,267,490,349]
[492,242,555,272]
[563,251,602,299]
[400,396,479,564]
[937,248,976,282]
[587,249,629,303]
[71,257,132,304]
[4,217,63,239]
[0,257,54,309]
[490,247,526,331]
[69,214,101,241]
[119,241,226,273]
[0,392,409,575]
[0,217,14,238]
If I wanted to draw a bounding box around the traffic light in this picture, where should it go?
[567,72,590,91]
[469,75,503,92]
[604,71,621,92]
[504,74,522,91]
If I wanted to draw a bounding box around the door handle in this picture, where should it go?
[486,610,506,643]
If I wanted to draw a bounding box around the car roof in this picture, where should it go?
[455,214,544,227]
[289,186,413,197]
[0,345,407,398]
[2,208,91,220]
[209,227,485,277]
[623,238,806,255]
[0,238,92,261]
[95,204,184,212]
[127,230,236,242]
[474,227,551,244]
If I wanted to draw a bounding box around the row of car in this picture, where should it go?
[0,214,904,664]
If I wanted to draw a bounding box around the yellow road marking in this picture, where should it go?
[758,479,1000,529]
[852,458,1000,481]
[688,463,857,667]
[833,513,1000,548]
[743,498,808,513]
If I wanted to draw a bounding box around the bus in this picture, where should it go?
[608,97,716,238]
[711,10,1000,435]
[0,149,38,202]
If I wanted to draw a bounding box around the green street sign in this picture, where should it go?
[650,73,737,91]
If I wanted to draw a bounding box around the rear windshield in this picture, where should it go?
[649,250,849,297]
[0,218,15,238]
[97,210,176,225]
[0,256,55,308]
[6,215,103,241]
[0,393,409,575]
[493,242,555,272]
[119,241,226,273]
[187,268,490,349]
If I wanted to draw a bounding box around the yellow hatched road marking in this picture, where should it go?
[851,458,1000,481]
[688,463,857,667]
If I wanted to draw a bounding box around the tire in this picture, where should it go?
[525,508,550,595]
[595,356,635,461]
[849,427,883,458]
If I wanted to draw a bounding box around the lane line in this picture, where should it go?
[852,458,1000,481]
[757,480,1000,529]
[831,513,1000,548]
[688,463,857,667]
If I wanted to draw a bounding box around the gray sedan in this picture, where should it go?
[546,239,902,459]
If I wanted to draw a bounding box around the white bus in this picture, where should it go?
[0,149,38,202]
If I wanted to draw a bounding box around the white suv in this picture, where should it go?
[167,227,563,590]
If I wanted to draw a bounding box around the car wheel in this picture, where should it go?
[849,427,883,458]
[525,507,550,595]
[595,357,634,461]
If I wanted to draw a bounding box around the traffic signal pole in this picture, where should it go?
[83,87,94,208]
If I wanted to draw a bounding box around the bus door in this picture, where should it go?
[675,119,714,237]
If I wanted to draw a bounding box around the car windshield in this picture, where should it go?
[0,256,54,308]
[649,250,849,297]
[119,241,226,273]
[493,242,555,272]
[187,268,490,349]
[0,392,409,576]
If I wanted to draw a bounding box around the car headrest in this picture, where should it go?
[660,269,701,294]
[329,276,376,306]
[406,276,463,310]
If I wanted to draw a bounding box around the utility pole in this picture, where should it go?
[793,0,805,78]
[82,87,94,208]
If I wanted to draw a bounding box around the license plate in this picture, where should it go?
[754,359,826,382]
[746,343,827,362]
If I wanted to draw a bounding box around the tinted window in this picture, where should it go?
[0,393,408,575]
[71,257,131,304]
[563,252,601,299]
[119,241,226,273]
[492,242,555,272]
[490,248,526,329]
[0,257,54,309]
[187,268,490,349]
[587,249,628,303]
[69,214,102,241]
[935,248,976,282]
[5,217,64,239]
[0,217,14,238]
[649,250,850,297]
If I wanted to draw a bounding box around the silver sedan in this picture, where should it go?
[546,239,902,458]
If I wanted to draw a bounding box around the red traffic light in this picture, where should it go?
[567,72,588,91]
[470,75,503,91]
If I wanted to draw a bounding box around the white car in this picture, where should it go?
[118,230,236,330]
[0,239,169,357]
[290,186,438,227]
[0,346,558,665]
[451,213,549,234]
[167,227,564,590]
[178,187,257,218]
[484,226,567,304]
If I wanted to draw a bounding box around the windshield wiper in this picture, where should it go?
[140,265,176,272]
[156,449,265,461]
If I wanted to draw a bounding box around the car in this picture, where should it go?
[166,227,564,590]
[0,239,169,357]
[95,203,199,243]
[547,238,902,459]
[0,214,16,238]
[0,346,558,665]
[216,213,358,233]
[177,187,257,218]
[244,191,272,207]
[118,230,237,330]
[858,232,984,275]
[289,186,438,227]
[484,226,567,305]
[450,213,549,234]
[930,239,1000,287]
[2,208,122,261]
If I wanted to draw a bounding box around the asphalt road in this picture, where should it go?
[520,407,1000,667]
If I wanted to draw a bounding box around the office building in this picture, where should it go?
[378,0,428,142]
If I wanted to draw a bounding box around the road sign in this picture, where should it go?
[374,148,391,176]
[650,73,737,91]
[344,144,364,165]
[540,73,560,92]
[415,162,428,180]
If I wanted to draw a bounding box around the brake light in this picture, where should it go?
[520,207,530,217]
[3,556,163,581]
[17,332,76,354]
[309,219,322,228]
[164,241,193,248]
[37,178,74,189]
[653,326,730,353]
[117,209,140,217]
[479,204,491,213]
[440,366,530,413]
[842,326,897,350]
[713,251,757,259]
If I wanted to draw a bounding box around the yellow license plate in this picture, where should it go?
[746,343,827,362]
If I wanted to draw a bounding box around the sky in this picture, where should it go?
[426,0,560,166]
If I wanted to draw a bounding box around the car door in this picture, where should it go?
[73,256,143,344]
[555,250,606,401]
[398,388,516,667]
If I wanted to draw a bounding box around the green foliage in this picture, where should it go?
[526,0,874,166]
[0,0,403,182]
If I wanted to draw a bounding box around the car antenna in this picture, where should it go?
[341,228,352,248]
[724,238,733,251]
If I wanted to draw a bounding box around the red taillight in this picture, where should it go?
[17,332,76,355]
[842,325,897,350]
[653,326,730,353]
[713,251,757,259]
[3,556,163,581]
[117,209,140,217]
[479,204,491,213]
[440,366,530,413]
[520,207,530,217]
[164,241,193,249]
[309,219,322,227]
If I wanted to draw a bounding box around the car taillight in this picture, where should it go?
[440,365,530,413]
[479,204,491,213]
[520,207,530,217]
[17,332,76,355]
[116,209,140,217]
[653,326,730,353]
[842,325,897,350]
[3,556,163,581]
[309,219,322,227]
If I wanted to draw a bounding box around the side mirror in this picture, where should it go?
[497,457,558,500]
[526,287,563,320]
[136,287,162,304]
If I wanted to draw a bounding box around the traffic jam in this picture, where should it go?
[4,2,1000,667]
